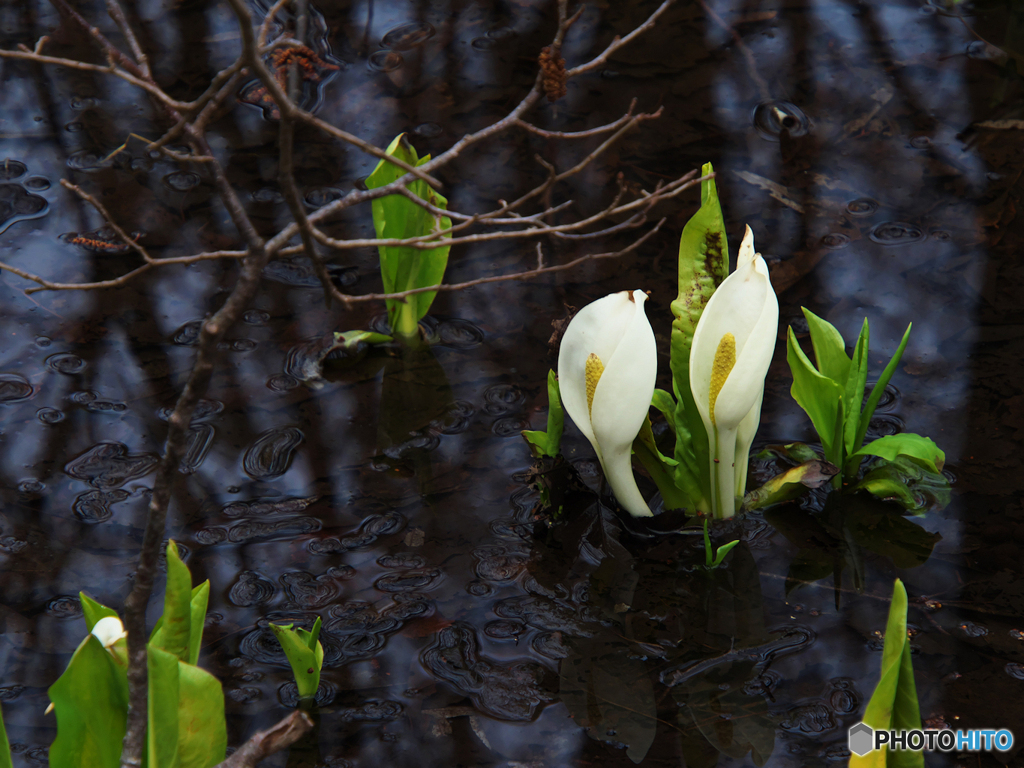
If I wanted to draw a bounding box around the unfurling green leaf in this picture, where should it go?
[522,369,564,458]
[852,434,945,474]
[850,579,923,768]
[365,134,451,343]
[270,617,324,702]
[786,326,844,464]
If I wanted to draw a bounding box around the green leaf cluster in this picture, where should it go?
[850,579,923,768]
[44,541,226,768]
[270,617,324,702]
[365,133,452,343]
[786,309,946,510]
[522,370,565,459]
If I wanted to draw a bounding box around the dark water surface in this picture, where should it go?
[1,0,1023,766]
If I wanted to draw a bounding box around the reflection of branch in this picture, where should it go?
[212,712,314,768]
[696,0,772,102]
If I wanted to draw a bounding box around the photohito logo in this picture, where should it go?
[848,723,1014,756]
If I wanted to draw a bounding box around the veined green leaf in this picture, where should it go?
[667,163,726,514]
[843,319,870,459]
[632,417,692,512]
[650,389,677,435]
[365,134,451,342]
[176,663,226,768]
[787,327,844,462]
[850,579,923,768]
[856,454,951,514]
[48,635,128,768]
[270,618,323,701]
[147,645,181,768]
[79,593,118,634]
[801,308,851,384]
[855,323,913,452]
[150,541,192,663]
[852,434,945,474]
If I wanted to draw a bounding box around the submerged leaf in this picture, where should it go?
[742,459,838,511]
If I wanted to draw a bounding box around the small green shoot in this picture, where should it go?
[849,579,923,768]
[703,519,739,569]
[365,134,452,344]
[522,370,564,458]
[270,617,324,703]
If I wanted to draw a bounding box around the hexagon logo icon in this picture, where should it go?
[849,722,875,757]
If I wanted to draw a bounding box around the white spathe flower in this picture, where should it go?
[558,289,657,517]
[91,616,127,649]
[690,226,779,518]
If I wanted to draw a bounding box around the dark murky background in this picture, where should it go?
[1,0,1023,765]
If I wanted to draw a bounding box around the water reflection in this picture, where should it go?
[0,0,1019,764]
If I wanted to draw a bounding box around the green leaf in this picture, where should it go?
[270,619,323,701]
[365,134,451,342]
[650,389,678,435]
[850,580,923,768]
[188,582,209,667]
[176,663,227,768]
[147,645,181,768]
[855,323,912,453]
[332,330,394,349]
[741,460,839,511]
[712,539,740,567]
[79,593,118,634]
[852,434,945,474]
[843,319,870,459]
[801,308,851,384]
[0,703,12,768]
[856,455,951,514]
[150,541,192,663]
[48,635,128,768]
[522,370,564,458]
[787,327,845,463]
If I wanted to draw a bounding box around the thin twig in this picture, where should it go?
[105,0,150,79]
[696,0,771,102]
[567,0,677,77]
[60,180,154,263]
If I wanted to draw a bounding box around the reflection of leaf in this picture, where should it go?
[378,345,453,452]
[856,455,951,514]
[681,665,775,767]
[560,638,657,764]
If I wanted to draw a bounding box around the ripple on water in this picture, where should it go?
[368,50,403,72]
[753,100,810,140]
[65,443,159,489]
[420,622,551,721]
[37,408,64,425]
[868,221,925,246]
[820,233,851,250]
[436,318,484,349]
[46,353,86,375]
[483,383,525,415]
[0,160,27,180]
[278,680,337,708]
[72,489,129,523]
[374,568,443,593]
[181,424,214,474]
[45,595,82,618]
[242,427,304,479]
[337,700,404,722]
[163,171,201,192]
[381,22,435,51]
[229,571,276,606]
[0,374,33,403]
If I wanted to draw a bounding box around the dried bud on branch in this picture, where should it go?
[539,46,568,102]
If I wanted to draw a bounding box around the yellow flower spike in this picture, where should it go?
[585,353,605,417]
[708,333,736,426]
[558,290,657,518]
